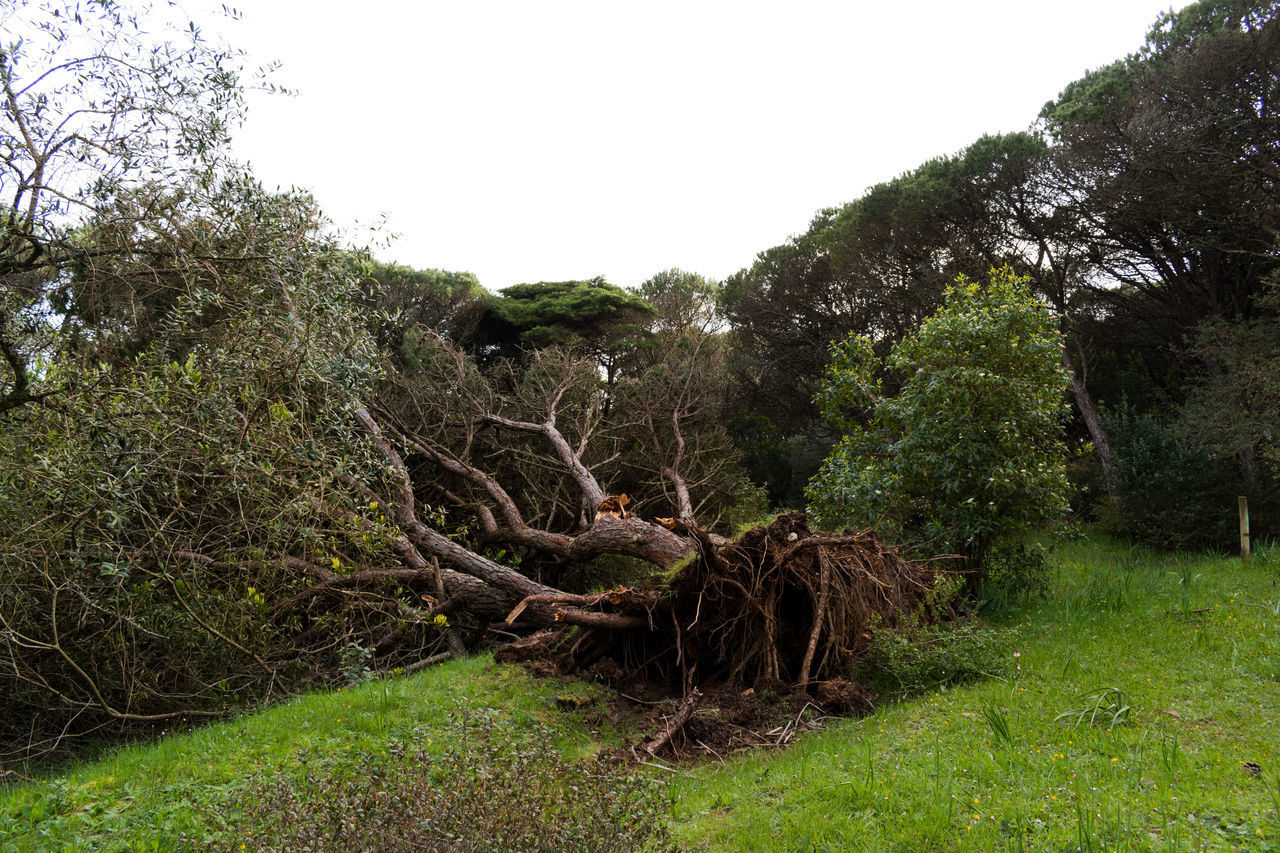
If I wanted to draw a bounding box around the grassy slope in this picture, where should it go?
[3,537,1279,851]
[670,538,1280,851]
[0,656,629,851]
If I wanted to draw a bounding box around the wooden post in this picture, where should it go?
[1239,496,1251,564]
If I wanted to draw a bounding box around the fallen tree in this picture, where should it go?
[0,0,936,763]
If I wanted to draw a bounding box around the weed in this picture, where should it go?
[339,640,374,684]
[1158,726,1180,778]
[1161,804,1183,852]
[1265,766,1280,817]
[1058,647,1078,678]
[1248,598,1280,617]
[1169,555,1203,614]
[1075,778,1096,852]
[371,677,395,733]
[203,708,674,852]
[1055,687,1131,728]
[982,704,1014,747]
[858,621,1007,698]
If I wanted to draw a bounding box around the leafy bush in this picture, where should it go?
[1055,687,1131,728]
[806,268,1070,570]
[1098,407,1239,550]
[206,709,676,852]
[979,542,1052,611]
[856,621,1008,698]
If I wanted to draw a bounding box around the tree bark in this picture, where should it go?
[349,396,700,640]
[1061,343,1115,486]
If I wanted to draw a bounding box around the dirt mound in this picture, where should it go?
[597,680,872,763]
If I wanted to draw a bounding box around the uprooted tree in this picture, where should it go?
[0,189,936,759]
[0,0,945,764]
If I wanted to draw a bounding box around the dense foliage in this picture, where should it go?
[807,268,1070,569]
[728,0,1279,547]
[0,175,404,754]
[1,1,758,761]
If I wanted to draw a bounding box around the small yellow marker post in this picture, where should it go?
[1239,496,1251,564]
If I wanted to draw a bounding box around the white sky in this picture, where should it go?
[215,1,1175,292]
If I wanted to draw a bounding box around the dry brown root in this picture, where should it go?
[497,512,942,757]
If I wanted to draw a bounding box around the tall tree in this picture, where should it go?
[721,138,1054,503]
[1041,0,1280,348]
[474,277,654,379]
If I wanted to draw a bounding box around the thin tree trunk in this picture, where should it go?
[1062,342,1114,489]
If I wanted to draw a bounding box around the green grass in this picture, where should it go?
[0,656,633,850]
[668,537,1280,851]
[4,536,1280,851]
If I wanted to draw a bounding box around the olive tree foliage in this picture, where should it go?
[0,1,439,758]
[1,0,270,403]
[806,268,1070,568]
[0,176,410,757]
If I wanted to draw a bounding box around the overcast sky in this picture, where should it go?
[216,1,1176,291]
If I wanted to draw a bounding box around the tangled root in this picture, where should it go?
[499,512,941,693]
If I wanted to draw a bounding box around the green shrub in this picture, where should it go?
[1099,407,1238,550]
[979,541,1052,611]
[856,620,1008,699]
[806,268,1069,565]
[205,708,675,852]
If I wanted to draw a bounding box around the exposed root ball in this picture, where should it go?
[661,511,933,687]
[499,512,938,692]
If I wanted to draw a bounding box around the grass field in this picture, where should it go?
[670,537,1280,851]
[2,534,1278,851]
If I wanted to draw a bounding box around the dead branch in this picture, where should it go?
[636,688,702,757]
[798,549,833,686]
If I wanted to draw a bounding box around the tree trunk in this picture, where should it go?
[1062,342,1114,489]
